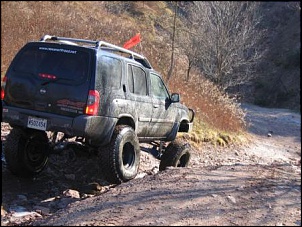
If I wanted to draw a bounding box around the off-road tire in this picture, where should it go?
[159,139,191,171]
[100,125,140,184]
[4,127,49,177]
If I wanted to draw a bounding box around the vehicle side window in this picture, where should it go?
[128,65,147,96]
[150,73,170,100]
[127,65,134,93]
[99,56,122,89]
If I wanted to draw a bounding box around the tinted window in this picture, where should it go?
[14,45,89,84]
[150,73,169,100]
[127,65,134,93]
[132,65,147,96]
[99,56,122,89]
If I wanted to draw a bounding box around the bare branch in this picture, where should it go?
[179,1,266,90]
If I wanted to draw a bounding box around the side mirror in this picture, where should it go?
[171,93,180,102]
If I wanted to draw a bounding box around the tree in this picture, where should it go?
[182,1,266,91]
[166,1,178,83]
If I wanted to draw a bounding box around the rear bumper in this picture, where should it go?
[2,104,117,146]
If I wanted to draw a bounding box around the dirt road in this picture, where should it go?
[1,103,301,226]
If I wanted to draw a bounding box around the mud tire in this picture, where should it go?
[4,127,49,177]
[159,139,191,171]
[100,125,140,184]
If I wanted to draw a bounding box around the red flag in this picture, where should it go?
[123,33,141,49]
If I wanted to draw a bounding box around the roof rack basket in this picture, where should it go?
[40,35,152,69]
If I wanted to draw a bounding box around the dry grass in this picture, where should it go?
[170,74,246,132]
[1,1,248,146]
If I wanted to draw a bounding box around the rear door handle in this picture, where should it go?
[153,104,159,108]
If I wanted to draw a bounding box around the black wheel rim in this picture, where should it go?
[122,142,135,169]
[24,138,47,169]
[177,152,189,167]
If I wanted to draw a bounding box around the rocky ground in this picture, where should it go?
[1,103,301,226]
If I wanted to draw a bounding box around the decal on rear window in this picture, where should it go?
[39,47,77,54]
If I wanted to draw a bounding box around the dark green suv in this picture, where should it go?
[1,35,194,184]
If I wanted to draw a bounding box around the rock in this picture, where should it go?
[56,198,76,209]
[63,189,80,199]
[1,206,7,216]
[79,182,103,194]
[33,205,51,216]
[227,195,236,204]
[135,172,147,179]
[41,196,58,203]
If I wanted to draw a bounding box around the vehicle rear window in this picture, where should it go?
[13,45,90,84]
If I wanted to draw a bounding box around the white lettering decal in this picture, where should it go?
[39,47,77,54]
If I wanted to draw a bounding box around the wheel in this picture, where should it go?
[159,139,191,171]
[4,127,50,177]
[100,125,140,184]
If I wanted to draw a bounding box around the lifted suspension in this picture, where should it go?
[140,141,166,160]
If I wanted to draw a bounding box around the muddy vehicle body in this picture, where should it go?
[1,35,194,183]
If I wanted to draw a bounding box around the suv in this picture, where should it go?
[1,35,195,184]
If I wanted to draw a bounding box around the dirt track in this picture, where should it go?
[1,103,301,226]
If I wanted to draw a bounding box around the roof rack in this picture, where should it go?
[40,35,152,69]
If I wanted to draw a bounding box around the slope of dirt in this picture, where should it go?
[33,165,301,226]
[1,103,301,226]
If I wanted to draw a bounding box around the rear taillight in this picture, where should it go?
[1,76,7,100]
[85,90,100,115]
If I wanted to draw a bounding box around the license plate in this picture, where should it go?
[27,116,47,131]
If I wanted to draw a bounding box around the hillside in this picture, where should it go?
[252,2,300,111]
[1,1,300,134]
[1,1,176,76]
